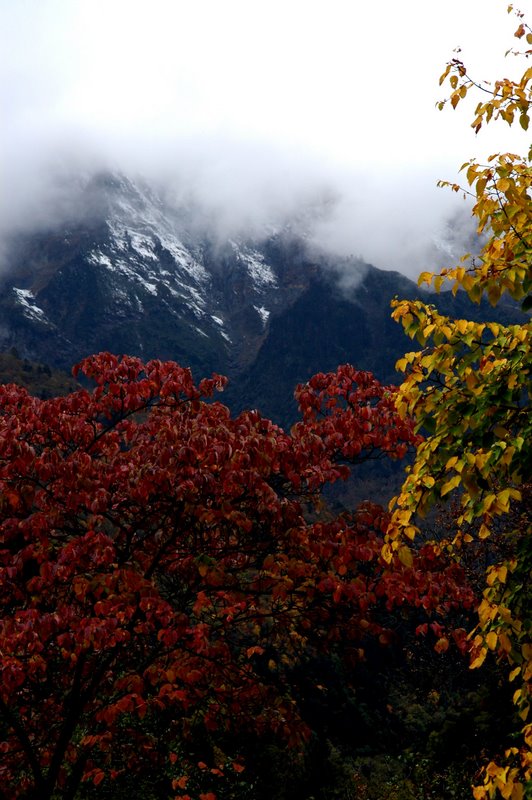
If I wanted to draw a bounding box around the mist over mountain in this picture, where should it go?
[0,170,521,426]
[0,149,478,281]
[3,0,525,283]
[2,1,527,296]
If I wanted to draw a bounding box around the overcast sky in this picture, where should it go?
[1,0,529,275]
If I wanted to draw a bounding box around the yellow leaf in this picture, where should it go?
[396,358,408,372]
[486,631,498,650]
[497,489,511,513]
[470,648,488,669]
[487,566,498,586]
[525,725,532,747]
[394,509,412,525]
[496,565,508,584]
[441,324,453,339]
[418,271,433,286]
[486,762,509,780]
[441,474,461,496]
[439,64,452,86]
[398,546,413,568]
[381,543,393,564]
[482,493,497,513]
[511,783,524,800]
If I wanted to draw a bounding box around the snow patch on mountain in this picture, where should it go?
[229,241,278,290]
[254,305,270,326]
[12,288,50,324]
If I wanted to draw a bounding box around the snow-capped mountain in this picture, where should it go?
[0,172,522,423]
[0,172,322,379]
[0,170,332,382]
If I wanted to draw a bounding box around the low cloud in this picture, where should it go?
[0,128,477,281]
[1,1,489,279]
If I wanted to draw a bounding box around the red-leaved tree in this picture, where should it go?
[0,355,474,799]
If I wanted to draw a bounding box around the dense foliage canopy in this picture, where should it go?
[0,354,474,799]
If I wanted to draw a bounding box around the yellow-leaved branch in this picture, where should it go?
[387,6,531,799]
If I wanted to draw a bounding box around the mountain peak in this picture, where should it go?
[0,170,522,424]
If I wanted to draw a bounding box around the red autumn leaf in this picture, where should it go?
[91,770,105,787]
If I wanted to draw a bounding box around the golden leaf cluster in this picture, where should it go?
[388,7,531,798]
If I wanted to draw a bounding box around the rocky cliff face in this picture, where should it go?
[0,172,522,423]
